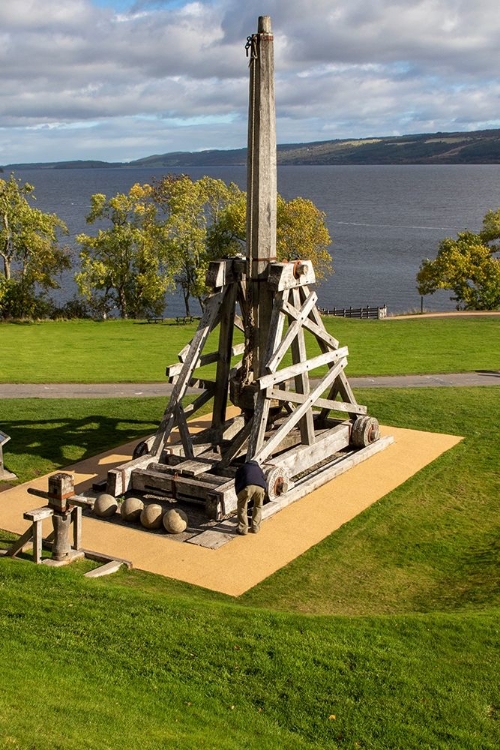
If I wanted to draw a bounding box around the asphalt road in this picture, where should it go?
[0,371,498,398]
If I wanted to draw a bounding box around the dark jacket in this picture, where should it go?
[235,460,267,496]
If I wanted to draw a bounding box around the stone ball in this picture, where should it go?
[120,496,144,522]
[94,493,118,518]
[163,508,188,534]
[140,503,164,530]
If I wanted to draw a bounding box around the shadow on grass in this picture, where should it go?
[1,414,158,480]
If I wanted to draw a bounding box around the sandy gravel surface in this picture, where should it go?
[0,420,462,596]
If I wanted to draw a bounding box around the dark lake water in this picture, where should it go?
[12,164,500,316]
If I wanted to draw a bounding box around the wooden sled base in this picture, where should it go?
[107,414,394,524]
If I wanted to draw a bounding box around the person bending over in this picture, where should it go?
[234,460,267,535]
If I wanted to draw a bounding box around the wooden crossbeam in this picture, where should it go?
[151,289,225,457]
[268,388,367,415]
[267,290,318,373]
[247,290,287,457]
[182,388,214,418]
[212,281,237,432]
[175,404,194,459]
[254,358,347,463]
[219,419,253,468]
[258,346,348,390]
[290,288,315,445]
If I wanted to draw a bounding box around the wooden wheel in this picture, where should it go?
[351,416,380,448]
[132,440,150,459]
[266,466,290,501]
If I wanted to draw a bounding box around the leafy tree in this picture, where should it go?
[276,195,332,280]
[417,209,500,310]
[152,174,333,315]
[76,184,172,319]
[0,174,69,318]
[152,175,245,316]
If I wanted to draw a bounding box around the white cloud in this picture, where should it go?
[1,0,499,162]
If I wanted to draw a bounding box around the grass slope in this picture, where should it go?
[0,562,498,750]
[0,387,499,749]
[2,317,499,382]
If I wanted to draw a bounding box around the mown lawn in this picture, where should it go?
[2,316,499,382]
[1,317,499,748]
[1,386,499,748]
[0,560,498,750]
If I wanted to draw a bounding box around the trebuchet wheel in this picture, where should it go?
[351,416,380,448]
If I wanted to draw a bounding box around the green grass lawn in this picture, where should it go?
[1,387,499,748]
[1,316,499,382]
[1,315,499,749]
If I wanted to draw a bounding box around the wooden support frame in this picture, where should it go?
[104,15,389,516]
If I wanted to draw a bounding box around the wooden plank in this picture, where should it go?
[72,505,82,551]
[84,560,124,578]
[258,347,348,390]
[301,314,340,350]
[306,295,365,419]
[182,388,215,418]
[212,282,237,432]
[32,520,43,564]
[254,359,346,463]
[107,454,156,497]
[261,436,394,519]
[219,419,253,469]
[147,463,225,486]
[271,422,351,475]
[151,289,225,457]
[186,530,235,549]
[247,291,287,457]
[133,467,227,490]
[206,259,234,288]
[6,526,34,558]
[130,470,237,513]
[268,388,367,415]
[174,404,195,460]
[173,459,218,476]
[267,261,316,290]
[266,290,318,372]
[290,288,315,445]
[23,506,53,522]
[167,350,220,378]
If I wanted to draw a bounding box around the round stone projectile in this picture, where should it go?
[120,496,144,522]
[140,503,164,530]
[94,493,118,518]
[163,508,188,534]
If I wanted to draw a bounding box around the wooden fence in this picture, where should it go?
[319,305,387,320]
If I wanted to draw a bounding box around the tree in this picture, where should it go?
[152,175,245,316]
[76,184,172,319]
[0,174,70,318]
[276,195,332,280]
[417,209,500,310]
[152,174,333,315]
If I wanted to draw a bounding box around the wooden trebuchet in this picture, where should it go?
[105,16,392,523]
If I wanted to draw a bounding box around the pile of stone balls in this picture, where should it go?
[93,493,188,534]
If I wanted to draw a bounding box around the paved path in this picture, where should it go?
[0,371,499,399]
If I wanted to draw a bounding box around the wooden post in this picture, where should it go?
[247,15,277,378]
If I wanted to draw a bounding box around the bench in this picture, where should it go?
[176,315,195,324]
[147,317,164,324]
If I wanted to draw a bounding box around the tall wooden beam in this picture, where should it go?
[247,15,277,378]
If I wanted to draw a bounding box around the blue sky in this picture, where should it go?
[1,0,499,164]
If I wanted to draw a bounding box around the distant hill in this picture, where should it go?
[4,128,500,170]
